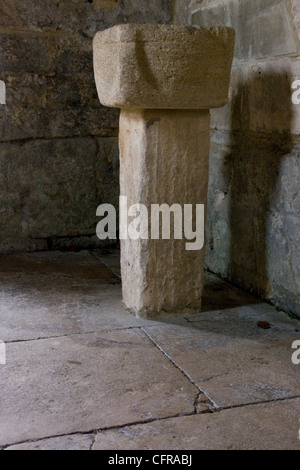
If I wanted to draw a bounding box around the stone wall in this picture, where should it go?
[1,0,299,317]
[174,0,300,317]
[0,0,172,252]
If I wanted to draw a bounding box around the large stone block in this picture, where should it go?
[0,71,119,141]
[211,58,300,136]
[205,134,300,315]
[0,137,119,253]
[0,329,196,446]
[290,0,300,43]
[115,0,172,25]
[0,0,173,254]
[0,33,92,75]
[247,59,300,136]
[93,398,300,450]
[192,0,297,60]
[93,24,235,109]
[0,32,120,140]
[0,1,172,38]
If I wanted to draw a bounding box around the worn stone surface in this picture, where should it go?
[0,0,172,252]
[6,434,94,451]
[94,24,235,109]
[94,398,300,450]
[0,1,120,36]
[0,137,119,253]
[211,59,300,136]
[173,0,191,25]
[0,251,190,343]
[206,135,300,317]
[192,0,297,60]
[0,71,119,141]
[0,33,117,142]
[119,109,210,317]
[0,1,172,39]
[94,23,234,318]
[289,0,300,43]
[144,303,300,407]
[0,251,143,342]
[175,0,300,318]
[0,328,196,447]
[94,249,121,278]
[0,34,92,75]
[0,249,298,449]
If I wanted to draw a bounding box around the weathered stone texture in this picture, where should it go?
[0,71,119,141]
[211,59,300,135]
[0,329,196,447]
[176,0,300,317]
[0,33,119,140]
[206,135,300,317]
[6,434,94,451]
[1,250,298,450]
[192,0,297,60]
[94,24,235,109]
[119,109,210,317]
[0,137,119,253]
[0,0,173,252]
[94,398,300,450]
[94,23,234,317]
[0,1,172,38]
[173,0,190,25]
[289,0,300,43]
[143,305,300,407]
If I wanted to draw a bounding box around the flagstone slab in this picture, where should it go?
[0,251,147,342]
[144,304,300,407]
[0,328,196,447]
[6,434,93,451]
[94,398,300,450]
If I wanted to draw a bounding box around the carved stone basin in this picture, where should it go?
[93,24,235,319]
[93,24,235,110]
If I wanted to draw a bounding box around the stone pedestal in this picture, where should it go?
[93,24,235,318]
[120,109,210,318]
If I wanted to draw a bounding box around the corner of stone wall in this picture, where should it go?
[174,0,300,318]
[0,0,172,254]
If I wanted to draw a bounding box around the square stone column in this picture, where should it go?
[120,109,210,318]
[93,24,235,318]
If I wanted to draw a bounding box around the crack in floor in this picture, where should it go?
[217,394,300,412]
[1,254,299,449]
[141,327,217,410]
[89,432,97,451]
[0,411,197,450]
[2,395,300,450]
[3,326,146,345]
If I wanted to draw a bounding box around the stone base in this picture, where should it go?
[119,109,210,318]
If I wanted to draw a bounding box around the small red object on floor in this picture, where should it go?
[257,321,272,330]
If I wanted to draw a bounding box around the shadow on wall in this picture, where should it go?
[221,69,293,303]
[207,66,292,308]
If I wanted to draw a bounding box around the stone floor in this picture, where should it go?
[0,249,299,450]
